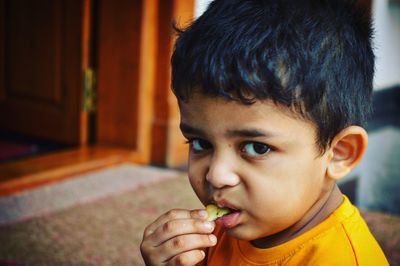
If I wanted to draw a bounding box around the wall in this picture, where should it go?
[195,0,213,18]
[373,0,400,89]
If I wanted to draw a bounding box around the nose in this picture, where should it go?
[206,153,240,188]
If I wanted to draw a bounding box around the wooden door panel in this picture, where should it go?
[96,0,143,148]
[6,0,62,103]
[0,0,84,144]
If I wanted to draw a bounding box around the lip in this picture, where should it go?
[216,210,242,229]
[209,199,242,229]
[215,199,239,211]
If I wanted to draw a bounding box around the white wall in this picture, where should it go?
[195,0,213,18]
[372,0,400,90]
[195,0,400,90]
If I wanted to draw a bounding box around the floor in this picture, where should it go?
[0,168,199,266]
[0,164,181,225]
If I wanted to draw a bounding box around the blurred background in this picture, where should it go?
[0,0,399,265]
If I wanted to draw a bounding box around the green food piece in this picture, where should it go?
[206,204,231,221]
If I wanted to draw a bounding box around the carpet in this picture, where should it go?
[0,164,182,225]
[0,165,202,265]
[0,164,398,265]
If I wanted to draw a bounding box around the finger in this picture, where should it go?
[148,218,215,247]
[144,209,208,238]
[167,249,206,266]
[160,233,217,263]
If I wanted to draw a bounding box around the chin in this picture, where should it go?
[224,224,259,241]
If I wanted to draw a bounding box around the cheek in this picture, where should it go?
[188,168,208,205]
[188,174,203,190]
[245,159,322,207]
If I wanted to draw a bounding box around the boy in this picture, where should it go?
[141,0,389,265]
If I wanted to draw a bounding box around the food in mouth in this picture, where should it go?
[206,204,232,222]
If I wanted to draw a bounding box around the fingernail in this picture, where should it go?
[203,221,213,230]
[200,250,205,258]
[209,234,217,244]
[198,210,208,218]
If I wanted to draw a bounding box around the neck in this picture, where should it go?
[251,183,343,249]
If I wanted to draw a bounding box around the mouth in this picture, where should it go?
[216,211,241,229]
[206,204,232,221]
[206,203,242,229]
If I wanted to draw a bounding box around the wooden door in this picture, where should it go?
[95,0,143,148]
[94,0,194,166]
[0,0,88,145]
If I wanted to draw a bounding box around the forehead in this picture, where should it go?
[179,95,271,123]
[178,93,317,140]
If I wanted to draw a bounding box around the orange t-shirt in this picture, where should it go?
[202,196,388,265]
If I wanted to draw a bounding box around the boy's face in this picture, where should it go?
[179,92,333,243]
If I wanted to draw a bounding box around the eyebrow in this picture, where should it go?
[226,129,273,138]
[180,123,206,136]
[180,123,276,138]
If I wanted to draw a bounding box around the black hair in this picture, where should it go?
[171,0,375,151]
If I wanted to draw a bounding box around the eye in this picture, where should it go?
[242,142,271,157]
[189,138,212,153]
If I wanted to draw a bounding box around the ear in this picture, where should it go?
[326,126,368,180]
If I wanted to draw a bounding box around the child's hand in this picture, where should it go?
[140,208,217,265]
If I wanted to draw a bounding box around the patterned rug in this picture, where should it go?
[0,164,202,265]
[0,164,182,225]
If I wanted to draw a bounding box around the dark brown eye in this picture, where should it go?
[190,139,212,152]
[242,142,271,157]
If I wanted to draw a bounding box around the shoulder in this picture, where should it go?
[298,199,388,265]
[339,208,389,265]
